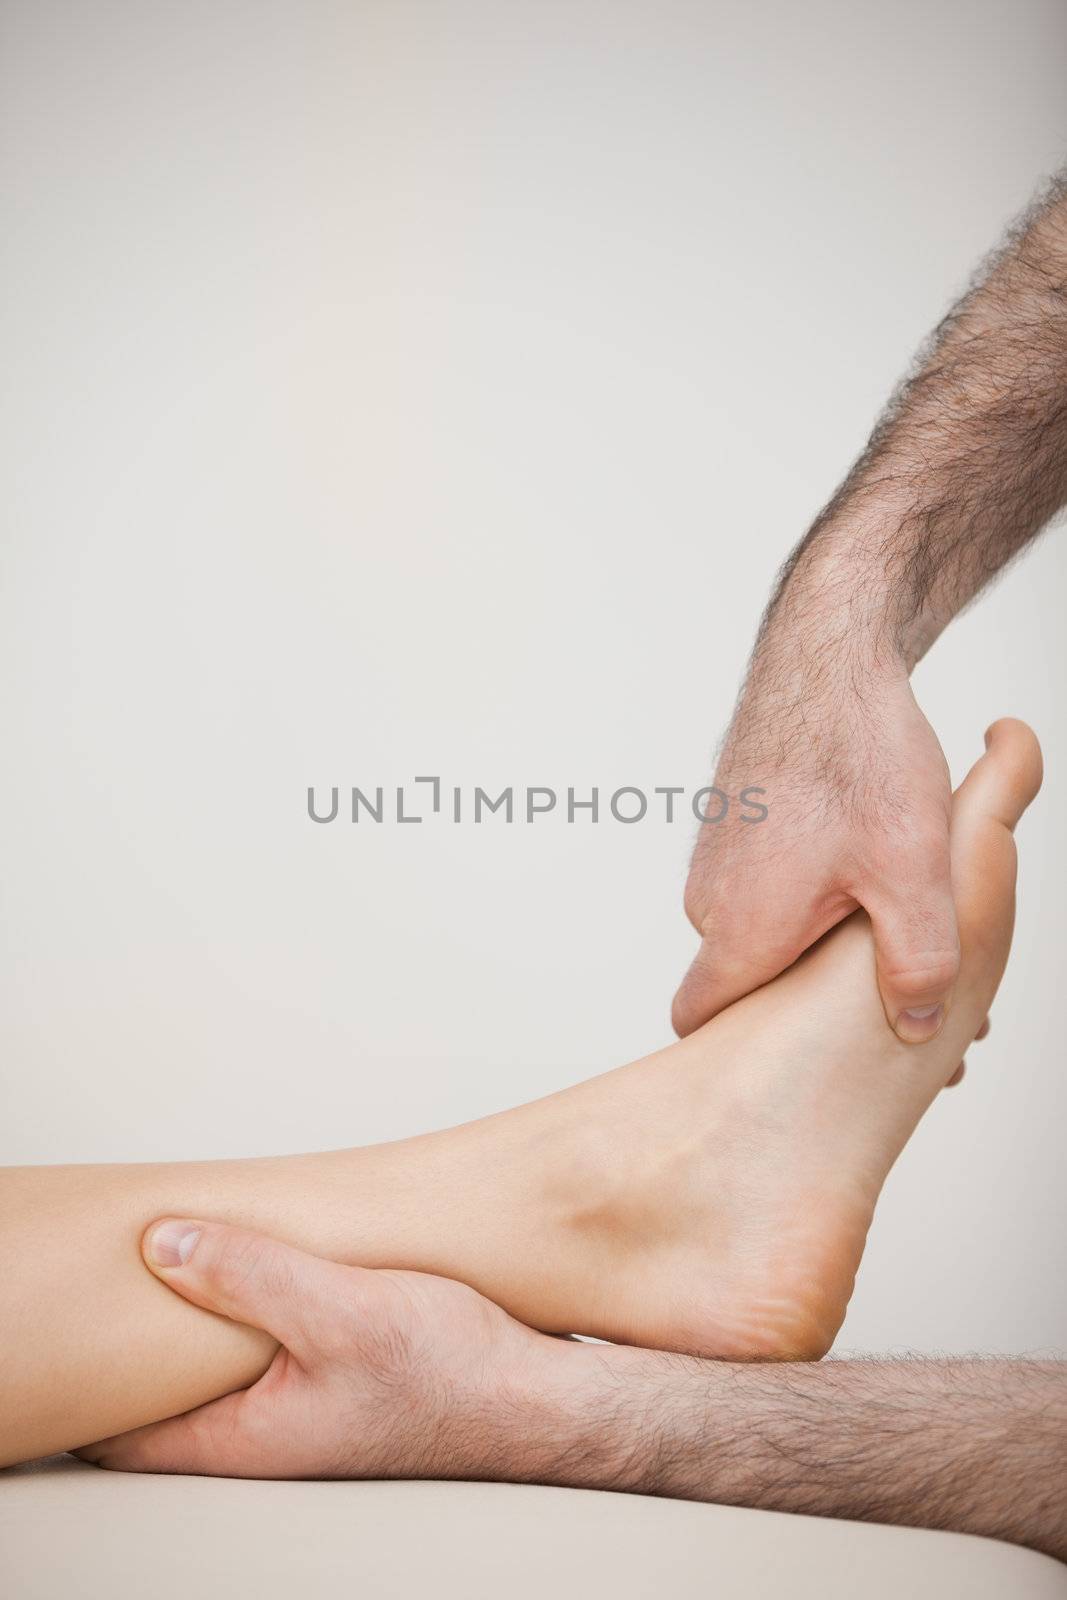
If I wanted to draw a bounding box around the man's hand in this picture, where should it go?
[674,647,960,1044]
[75,1220,1066,1564]
[76,1218,565,1479]
[675,171,1067,1043]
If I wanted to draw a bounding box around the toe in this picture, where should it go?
[952,719,1043,831]
[945,719,1041,1025]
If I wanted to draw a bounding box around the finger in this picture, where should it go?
[142,1219,355,1361]
[671,894,850,1036]
[975,1016,991,1041]
[75,1388,259,1477]
[862,847,960,1044]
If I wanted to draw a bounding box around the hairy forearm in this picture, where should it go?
[539,1351,1067,1564]
[767,173,1067,679]
[678,182,1067,1035]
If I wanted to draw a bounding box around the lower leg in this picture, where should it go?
[0,1132,519,1466]
[0,721,1042,1467]
[78,1223,1067,1566]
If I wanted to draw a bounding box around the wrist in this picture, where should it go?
[735,595,907,772]
[777,500,963,675]
[497,1339,680,1496]
[771,524,910,681]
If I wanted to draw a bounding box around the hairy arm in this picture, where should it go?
[676,172,1067,1041]
[85,1226,1066,1566]
[775,170,1067,672]
[565,1351,1067,1564]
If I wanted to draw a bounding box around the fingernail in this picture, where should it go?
[895,1003,943,1043]
[147,1219,201,1269]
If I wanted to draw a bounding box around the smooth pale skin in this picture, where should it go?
[0,720,1042,1470]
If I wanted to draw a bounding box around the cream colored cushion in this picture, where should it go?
[3,1455,1065,1599]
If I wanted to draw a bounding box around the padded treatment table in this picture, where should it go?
[3,1454,1065,1599]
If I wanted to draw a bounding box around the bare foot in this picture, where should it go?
[0,727,1040,1466]
[415,719,1041,1360]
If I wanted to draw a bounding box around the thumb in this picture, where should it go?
[142,1218,344,1361]
[671,896,848,1036]
[862,872,960,1043]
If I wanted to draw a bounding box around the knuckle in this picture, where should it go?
[164,1412,206,1472]
[305,1270,412,1374]
[682,880,709,933]
[881,949,959,995]
[357,1275,424,1375]
[907,836,951,875]
[686,887,733,941]
[315,1280,369,1355]
[208,1231,282,1302]
[671,991,701,1036]
[684,855,742,934]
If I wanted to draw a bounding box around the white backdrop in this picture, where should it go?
[3,0,1065,1354]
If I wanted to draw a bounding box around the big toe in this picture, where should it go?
[952,718,1043,832]
[948,718,1041,1006]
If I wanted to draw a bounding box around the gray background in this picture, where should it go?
[2,0,1065,1355]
